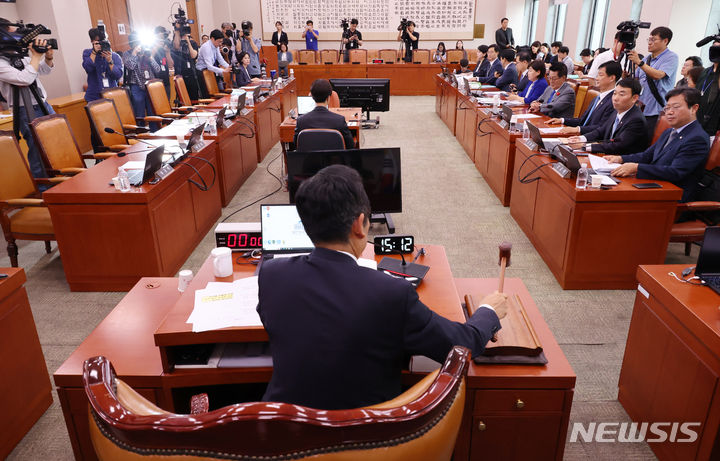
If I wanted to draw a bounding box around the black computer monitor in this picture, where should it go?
[286,147,402,214]
[329,78,390,115]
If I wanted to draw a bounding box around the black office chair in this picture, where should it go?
[296,129,346,151]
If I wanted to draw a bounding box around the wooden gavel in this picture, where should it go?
[498,241,512,293]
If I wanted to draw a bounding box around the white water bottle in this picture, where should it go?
[117,167,131,192]
[576,163,589,190]
[207,117,217,136]
[523,121,530,140]
[289,68,294,78]
[493,93,500,113]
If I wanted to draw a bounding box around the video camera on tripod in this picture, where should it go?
[696,27,720,63]
[616,20,651,51]
[341,18,349,31]
[397,18,409,32]
[0,21,57,60]
[173,7,194,36]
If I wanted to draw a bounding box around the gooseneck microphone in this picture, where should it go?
[104,127,160,156]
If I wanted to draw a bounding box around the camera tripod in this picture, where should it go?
[9,58,49,140]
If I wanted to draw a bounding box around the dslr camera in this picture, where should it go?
[616,20,651,50]
[0,21,57,59]
[241,21,252,37]
[173,7,194,36]
[397,18,408,32]
[341,18,349,30]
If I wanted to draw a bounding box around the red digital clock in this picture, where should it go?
[214,223,262,251]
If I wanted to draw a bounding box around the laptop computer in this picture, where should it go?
[225,92,247,119]
[297,96,316,116]
[695,226,720,295]
[126,145,165,186]
[526,121,565,154]
[501,105,514,124]
[260,204,314,259]
[183,123,206,152]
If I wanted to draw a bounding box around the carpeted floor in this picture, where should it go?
[6,96,696,460]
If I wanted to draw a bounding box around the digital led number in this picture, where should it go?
[374,235,415,255]
[218,232,262,250]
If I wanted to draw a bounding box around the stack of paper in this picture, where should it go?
[510,114,541,123]
[587,153,621,174]
[539,127,565,134]
[186,277,263,332]
[154,119,197,137]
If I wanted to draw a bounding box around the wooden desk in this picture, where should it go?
[54,245,574,460]
[278,107,362,147]
[43,141,222,291]
[435,75,458,134]
[510,141,682,289]
[619,265,720,461]
[0,268,52,458]
[291,63,443,96]
[49,92,92,154]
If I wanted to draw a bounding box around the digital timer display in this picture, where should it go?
[215,232,263,250]
[374,235,415,255]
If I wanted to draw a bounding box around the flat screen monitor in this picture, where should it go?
[329,78,390,113]
[287,147,402,214]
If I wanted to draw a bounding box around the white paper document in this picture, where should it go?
[121,160,146,170]
[154,119,198,137]
[511,113,541,119]
[539,127,564,134]
[187,276,262,332]
[587,153,621,174]
[590,174,618,186]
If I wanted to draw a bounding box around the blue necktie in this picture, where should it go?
[582,97,600,126]
[547,90,555,103]
[610,116,620,138]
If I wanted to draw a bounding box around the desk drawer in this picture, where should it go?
[474,389,565,413]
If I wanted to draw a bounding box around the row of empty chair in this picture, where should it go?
[294,48,476,65]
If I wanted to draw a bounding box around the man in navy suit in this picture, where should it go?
[257,165,508,410]
[493,49,518,91]
[512,52,531,93]
[568,78,648,154]
[293,79,354,149]
[606,87,710,202]
[477,44,502,85]
[548,61,622,135]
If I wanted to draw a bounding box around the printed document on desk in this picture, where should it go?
[539,127,564,134]
[187,276,262,332]
[588,153,621,174]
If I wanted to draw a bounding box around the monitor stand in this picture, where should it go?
[361,109,380,129]
[371,213,395,234]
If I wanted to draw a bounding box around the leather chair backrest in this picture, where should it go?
[297,128,346,150]
[174,75,192,106]
[328,91,340,108]
[30,114,84,171]
[565,81,578,94]
[413,49,430,64]
[367,49,379,63]
[85,99,126,147]
[574,85,588,118]
[101,87,136,126]
[467,48,478,63]
[652,114,671,145]
[298,50,318,65]
[320,49,338,64]
[0,132,36,200]
[222,71,233,91]
[146,79,172,115]
[581,89,600,115]
[379,49,398,63]
[707,130,720,171]
[202,70,220,94]
[446,50,464,64]
[84,347,470,461]
[349,49,367,64]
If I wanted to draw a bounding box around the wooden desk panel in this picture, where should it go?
[619,266,720,460]
[253,93,283,162]
[43,142,222,291]
[510,141,682,289]
[0,268,52,459]
[50,93,92,153]
[366,64,441,95]
[279,79,297,117]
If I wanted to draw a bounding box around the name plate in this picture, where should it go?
[191,141,206,153]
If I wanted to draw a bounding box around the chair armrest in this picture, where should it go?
[36,177,70,184]
[57,167,86,175]
[5,198,45,206]
[676,201,720,212]
[144,116,166,123]
[135,133,155,139]
[197,99,215,104]
[161,112,184,118]
[109,144,132,151]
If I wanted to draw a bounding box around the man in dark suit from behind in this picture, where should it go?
[257,165,508,410]
[606,87,710,202]
[568,78,648,155]
[495,18,514,49]
[547,60,622,135]
[493,48,518,91]
[293,79,355,149]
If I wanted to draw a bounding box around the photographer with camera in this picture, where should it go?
[123,31,161,130]
[196,29,230,97]
[303,20,319,51]
[171,18,200,100]
[239,21,262,78]
[627,26,678,139]
[153,26,174,99]
[82,27,122,102]
[396,20,418,63]
[342,19,362,63]
[696,39,720,136]
[0,17,55,180]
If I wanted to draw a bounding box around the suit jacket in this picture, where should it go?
[621,120,710,202]
[585,104,648,155]
[564,90,615,135]
[472,59,490,79]
[257,248,501,410]
[495,27,514,48]
[516,72,529,93]
[537,82,575,119]
[518,78,548,104]
[494,62,518,91]
[478,59,503,85]
[294,106,355,149]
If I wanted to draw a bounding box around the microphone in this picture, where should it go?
[104,127,160,156]
[696,35,717,48]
